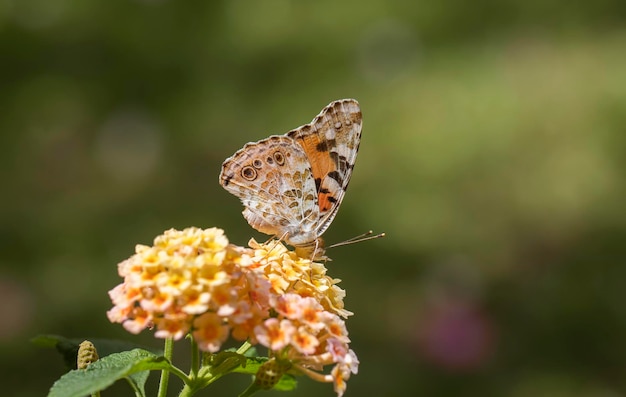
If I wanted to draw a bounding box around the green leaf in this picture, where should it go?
[210,350,248,370]
[238,374,297,396]
[47,349,172,397]
[231,356,268,375]
[33,334,162,369]
[270,374,297,391]
[127,369,150,397]
[232,357,298,392]
[242,346,258,357]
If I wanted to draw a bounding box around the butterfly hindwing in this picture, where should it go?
[220,136,320,241]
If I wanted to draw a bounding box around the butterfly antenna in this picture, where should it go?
[327,230,386,249]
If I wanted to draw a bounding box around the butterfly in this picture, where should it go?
[219,99,362,260]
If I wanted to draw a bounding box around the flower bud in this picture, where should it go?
[254,358,290,390]
[77,340,99,369]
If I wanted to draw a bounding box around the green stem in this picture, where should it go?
[236,340,253,355]
[190,336,200,379]
[176,340,256,396]
[168,364,193,384]
[178,384,198,397]
[187,340,257,396]
[157,337,174,397]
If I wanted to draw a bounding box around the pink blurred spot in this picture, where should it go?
[415,299,495,372]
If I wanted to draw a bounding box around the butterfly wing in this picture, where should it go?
[287,99,362,237]
[219,135,321,244]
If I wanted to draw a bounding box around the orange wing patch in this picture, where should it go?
[289,131,340,213]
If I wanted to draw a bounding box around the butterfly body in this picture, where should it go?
[219,99,362,259]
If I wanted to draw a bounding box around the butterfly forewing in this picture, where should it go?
[287,99,361,235]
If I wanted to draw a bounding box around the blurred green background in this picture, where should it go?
[2,0,626,396]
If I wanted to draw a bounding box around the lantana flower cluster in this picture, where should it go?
[107,227,357,396]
